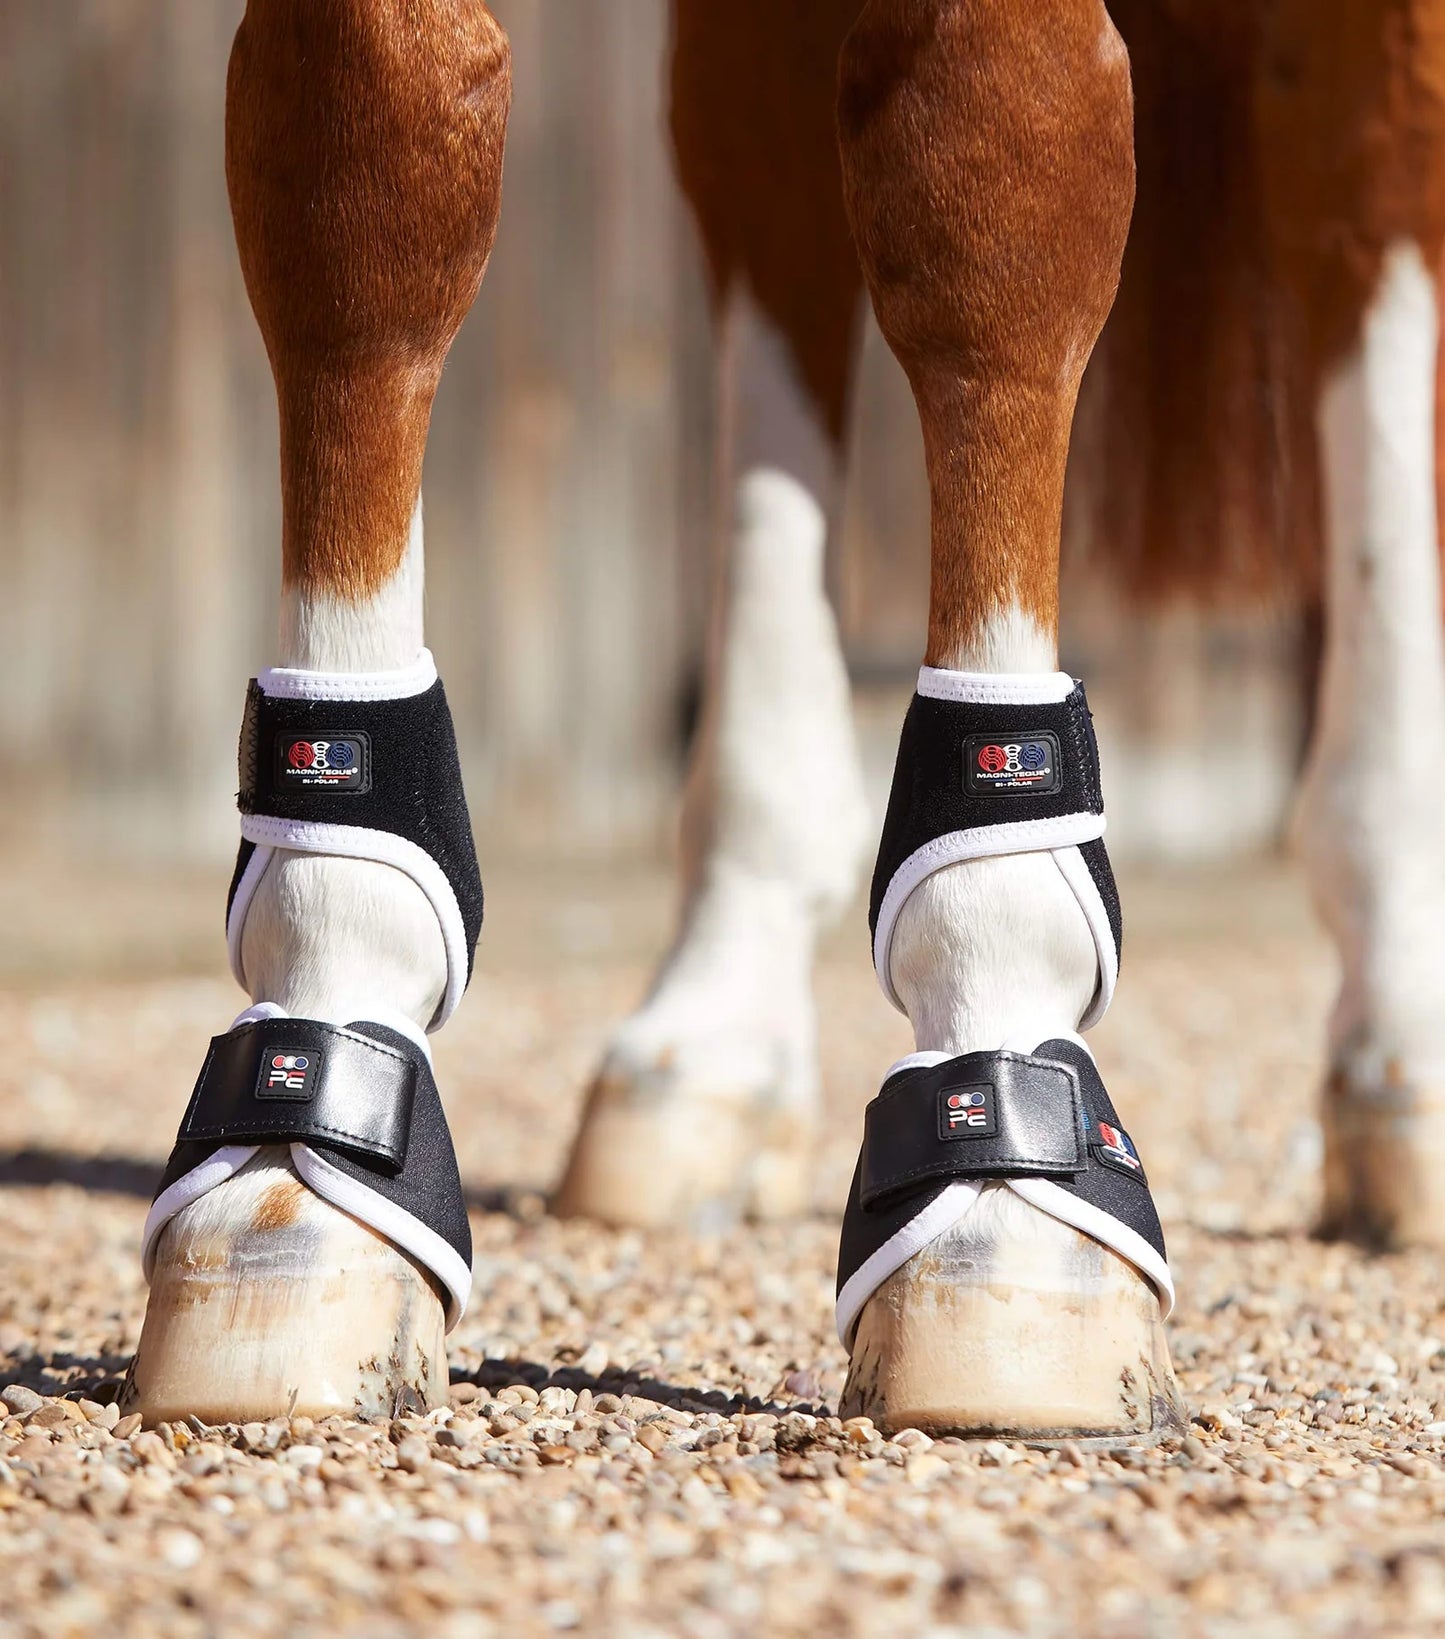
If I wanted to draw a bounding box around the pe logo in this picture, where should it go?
[939,1082,997,1140]
[257,1048,321,1101]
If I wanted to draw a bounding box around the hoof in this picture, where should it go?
[840,1185,1184,1443]
[554,1065,813,1230]
[1320,1068,1445,1248]
[123,1149,447,1426]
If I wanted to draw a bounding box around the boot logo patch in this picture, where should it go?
[964,732,1062,795]
[939,1082,998,1140]
[1093,1120,1145,1179]
[257,1049,321,1101]
[275,732,371,793]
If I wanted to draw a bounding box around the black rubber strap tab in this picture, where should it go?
[233,677,484,982]
[177,1018,417,1171]
[837,1038,1166,1311]
[860,1050,1086,1208]
[869,684,1110,942]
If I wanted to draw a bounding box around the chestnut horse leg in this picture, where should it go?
[833,0,1182,1437]
[557,1,871,1228]
[125,0,509,1423]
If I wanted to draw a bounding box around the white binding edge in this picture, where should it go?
[141,1003,469,1331]
[290,1143,471,1331]
[916,667,1076,705]
[836,1180,982,1347]
[256,648,438,702]
[230,817,467,1033]
[227,842,275,994]
[882,1049,956,1080]
[834,1030,1173,1346]
[873,814,1108,1013]
[1051,844,1117,1030]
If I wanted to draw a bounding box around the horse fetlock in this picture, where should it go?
[892,853,1098,1057]
[240,850,447,1030]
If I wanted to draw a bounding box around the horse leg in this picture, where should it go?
[832,0,1182,1438]
[1270,10,1445,1246]
[124,0,509,1423]
[556,1,871,1228]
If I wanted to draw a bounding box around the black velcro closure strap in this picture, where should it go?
[869,684,1107,940]
[233,676,484,984]
[177,1018,416,1171]
[860,1050,1086,1208]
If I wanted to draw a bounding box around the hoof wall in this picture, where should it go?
[840,1187,1184,1443]
[1320,1071,1445,1249]
[555,1070,812,1229]
[123,1151,447,1427]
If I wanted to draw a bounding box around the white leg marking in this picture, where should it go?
[1296,239,1445,1093]
[279,497,426,672]
[611,464,869,1111]
[608,294,869,1113]
[891,606,1097,1056]
[929,604,1058,676]
[247,495,445,1033]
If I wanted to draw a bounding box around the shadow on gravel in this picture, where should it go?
[2,1349,131,1401]
[0,1148,160,1198]
[452,1355,827,1420]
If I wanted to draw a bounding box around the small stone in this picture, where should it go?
[157,1529,203,1571]
[637,1424,669,1455]
[843,1418,877,1445]
[132,1432,173,1468]
[395,1436,430,1473]
[782,1370,821,1402]
[906,1453,949,1485]
[112,1415,143,1442]
[0,1386,42,1419]
[892,1428,932,1451]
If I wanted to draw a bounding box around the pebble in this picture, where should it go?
[0,1386,42,1418]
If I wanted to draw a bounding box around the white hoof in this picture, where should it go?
[557,870,819,1228]
[1320,1067,1445,1248]
[124,1149,447,1426]
[841,1184,1183,1442]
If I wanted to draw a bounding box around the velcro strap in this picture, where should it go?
[860,1050,1086,1208]
[177,1018,417,1171]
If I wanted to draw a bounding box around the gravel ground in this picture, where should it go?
[3,857,1445,1638]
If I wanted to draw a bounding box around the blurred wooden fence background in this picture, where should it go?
[0,0,1302,874]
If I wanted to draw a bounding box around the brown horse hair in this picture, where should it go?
[837,0,1136,664]
[226,0,511,602]
[1078,0,1445,608]
[670,0,866,447]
